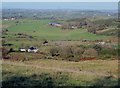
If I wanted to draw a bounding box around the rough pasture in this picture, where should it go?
[2,59,119,87]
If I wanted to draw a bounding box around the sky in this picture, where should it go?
[1,0,119,2]
[2,2,118,10]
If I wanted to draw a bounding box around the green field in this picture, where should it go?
[2,15,118,87]
[2,8,119,87]
[2,19,113,50]
[3,19,110,41]
[2,5,119,87]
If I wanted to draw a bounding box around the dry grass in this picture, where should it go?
[2,59,119,79]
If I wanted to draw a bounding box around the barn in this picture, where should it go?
[49,22,62,27]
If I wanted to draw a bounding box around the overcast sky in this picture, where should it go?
[2,2,118,10]
[1,0,119,2]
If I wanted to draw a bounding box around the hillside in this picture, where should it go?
[2,59,119,87]
[2,9,119,87]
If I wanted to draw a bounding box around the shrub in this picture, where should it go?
[93,44,102,54]
[9,48,14,53]
[82,48,98,58]
[73,47,85,55]
[50,47,61,57]
[60,46,85,62]
[60,46,74,60]
[2,47,10,59]
[99,48,117,59]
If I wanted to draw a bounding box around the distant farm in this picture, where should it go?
[2,16,118,60]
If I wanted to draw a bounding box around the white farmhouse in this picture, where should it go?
[19,48,26,52]
[27,47,38,53]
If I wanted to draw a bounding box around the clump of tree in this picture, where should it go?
[2,47,10,59]
[50,47,61,57]
[93,44,102,55]
[49,46,85,62]
[87,26,97,34]
[62,46,74,61]
[82,48,98,58]
[2,29,9,35]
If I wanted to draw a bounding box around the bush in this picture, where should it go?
[49,46,86,61]
[60,46,85,62]
[82,48,98,58]
[60,46,74,60]
[2,47,10,59]
[99,48,117,59]
[9,48,14,53]
[73,47,85,55]
[48,44,117,61]
[93,44,102,54]
[50,47,61,57]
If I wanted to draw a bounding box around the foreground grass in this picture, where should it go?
[2,59,119,87]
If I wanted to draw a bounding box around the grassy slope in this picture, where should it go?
[2,59,119,86]
[2,19,112,49]
[3,19,109,41]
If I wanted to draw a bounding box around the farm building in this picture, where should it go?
[49,22,62,27]
[3,17,16,21]
[19,47,39,53]
[19,48,26,52]
[3,19,9,21]
[11,17,16,20]
[27,47,38,53]
[71,26,78,29]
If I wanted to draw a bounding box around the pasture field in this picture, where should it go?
[2,19,110,41]
[2,59,119,87]
[2,9,119,87]
[2,18,116,51]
